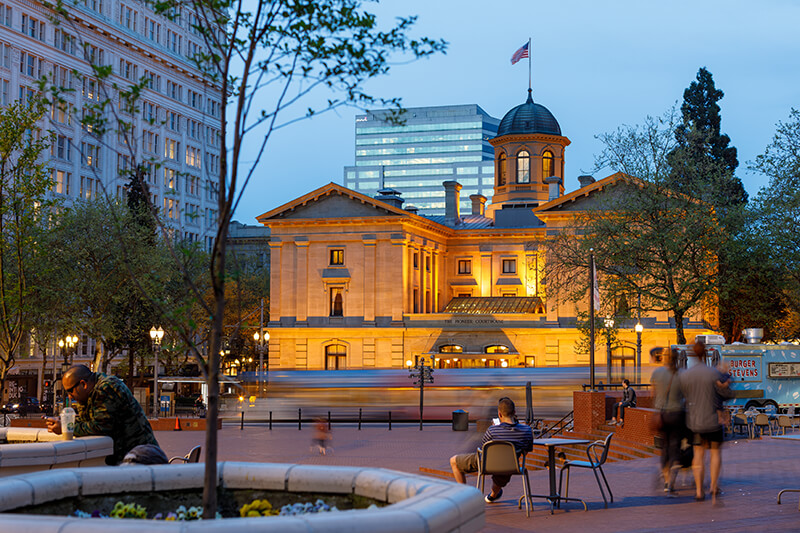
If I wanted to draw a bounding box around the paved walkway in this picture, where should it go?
[155,424,800,532]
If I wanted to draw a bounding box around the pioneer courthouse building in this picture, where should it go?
[258,90,714,370]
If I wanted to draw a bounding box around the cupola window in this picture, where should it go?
[542,150,554,180]
[516,150,530,183]
[498,153,507,186]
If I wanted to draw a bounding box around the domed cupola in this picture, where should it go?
[487,89,571,213]
[497,90,562,136]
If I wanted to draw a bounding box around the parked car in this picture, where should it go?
[2,397,42,415]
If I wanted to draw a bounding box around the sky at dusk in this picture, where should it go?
[233,0,800,224]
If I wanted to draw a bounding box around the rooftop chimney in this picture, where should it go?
[404,205,419,215]
[545,175,562,202]
[578,175,596,188]
[374,187,404,209]
[469,194,487,216]
[443,180,462,225]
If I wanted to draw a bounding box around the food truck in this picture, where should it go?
[673,335,800,414]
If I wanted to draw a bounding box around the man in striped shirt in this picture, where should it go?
[450,397,534,502]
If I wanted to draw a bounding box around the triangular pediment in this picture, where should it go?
[534,172,634,214]
[256,183,409,222]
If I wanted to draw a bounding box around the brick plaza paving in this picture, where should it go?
[155,424,800,532]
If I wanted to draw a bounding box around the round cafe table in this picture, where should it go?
[522,438,590,514]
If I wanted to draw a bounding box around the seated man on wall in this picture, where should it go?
[45,364,159,465]
[450,397,534,503]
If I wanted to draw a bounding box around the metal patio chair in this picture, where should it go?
[476,440,533,518]
[558,432,614,508]
[169,445,202,464]
[778,415,793,435]
[754,414,772,437]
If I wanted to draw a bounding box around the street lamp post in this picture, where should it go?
[635,322,644,384]
[149,326,164,418]
[407,357,434,431]
[604,317,615,385]
[253,330,269,395]
[57,335,78,406]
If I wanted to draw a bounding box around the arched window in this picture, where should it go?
[542,150,554,180]
[325,344,347,370]
[498,153,507,186]
[516,150,530,183]
[485,345,510,354]
[439,344,463,353]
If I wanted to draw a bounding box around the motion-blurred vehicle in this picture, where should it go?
[232,367,592,420]
[2,397,42,415]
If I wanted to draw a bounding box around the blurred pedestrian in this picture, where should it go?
[651,347,685,495]
[681,340,733,504]
[312,417,332,455]
[610,379,636,426]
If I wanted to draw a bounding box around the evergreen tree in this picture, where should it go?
[667,67,747,212]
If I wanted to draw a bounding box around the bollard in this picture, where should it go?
[388,411,392,431]
[240,411,244,430]
[298,408,302,430]
[358,408,362,431]
[269,411,272,431]
[327,411,331,430]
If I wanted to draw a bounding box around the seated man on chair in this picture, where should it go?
[450,397,533,503]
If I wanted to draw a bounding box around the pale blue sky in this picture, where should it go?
[234,0,800,223]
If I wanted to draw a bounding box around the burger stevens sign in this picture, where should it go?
[726,355,761,382]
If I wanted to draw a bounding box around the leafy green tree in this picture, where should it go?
[750,108,800,338]
[545,110,724,344]
[47,0,444,515]
[667,67,746,211]
[666,68,758,342]
[0,100,56,397]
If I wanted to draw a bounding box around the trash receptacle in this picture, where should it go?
[452,409,469,431]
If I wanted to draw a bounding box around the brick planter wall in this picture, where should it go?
[573,391,606,434]
[149,417,220,431]
[614,407,659,447]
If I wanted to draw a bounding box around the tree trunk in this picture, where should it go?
[203,241,226,518]
[674,309,686,344]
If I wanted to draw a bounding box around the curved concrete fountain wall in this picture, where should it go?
[0,428,112,477]
[0,462,485,532]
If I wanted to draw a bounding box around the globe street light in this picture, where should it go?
[149,326,164,418]
[58,335,79,406]
[604,317,615,385]
[253,330,269,394]
[635,322,644,384]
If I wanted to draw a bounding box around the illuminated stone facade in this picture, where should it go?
[257,93,715,370]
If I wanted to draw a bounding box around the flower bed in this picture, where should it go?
[0,462,485,532]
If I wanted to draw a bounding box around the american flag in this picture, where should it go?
[510,41,529,65]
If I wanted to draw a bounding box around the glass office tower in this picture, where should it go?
[343,105,499,215]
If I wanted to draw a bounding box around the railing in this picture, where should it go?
[223,408,463,431]
[538,410,574,438]
[581,383,652,391]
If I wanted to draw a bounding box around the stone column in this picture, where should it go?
[268,240,283,320]
[363,235,376,324]
[295,237,309,323]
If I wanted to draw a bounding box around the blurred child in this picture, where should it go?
[312,417,332,455]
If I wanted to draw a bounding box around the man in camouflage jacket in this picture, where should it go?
[46,364,159,465]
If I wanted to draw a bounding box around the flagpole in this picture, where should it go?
[589,250,596,391]
[528,37,532,91]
